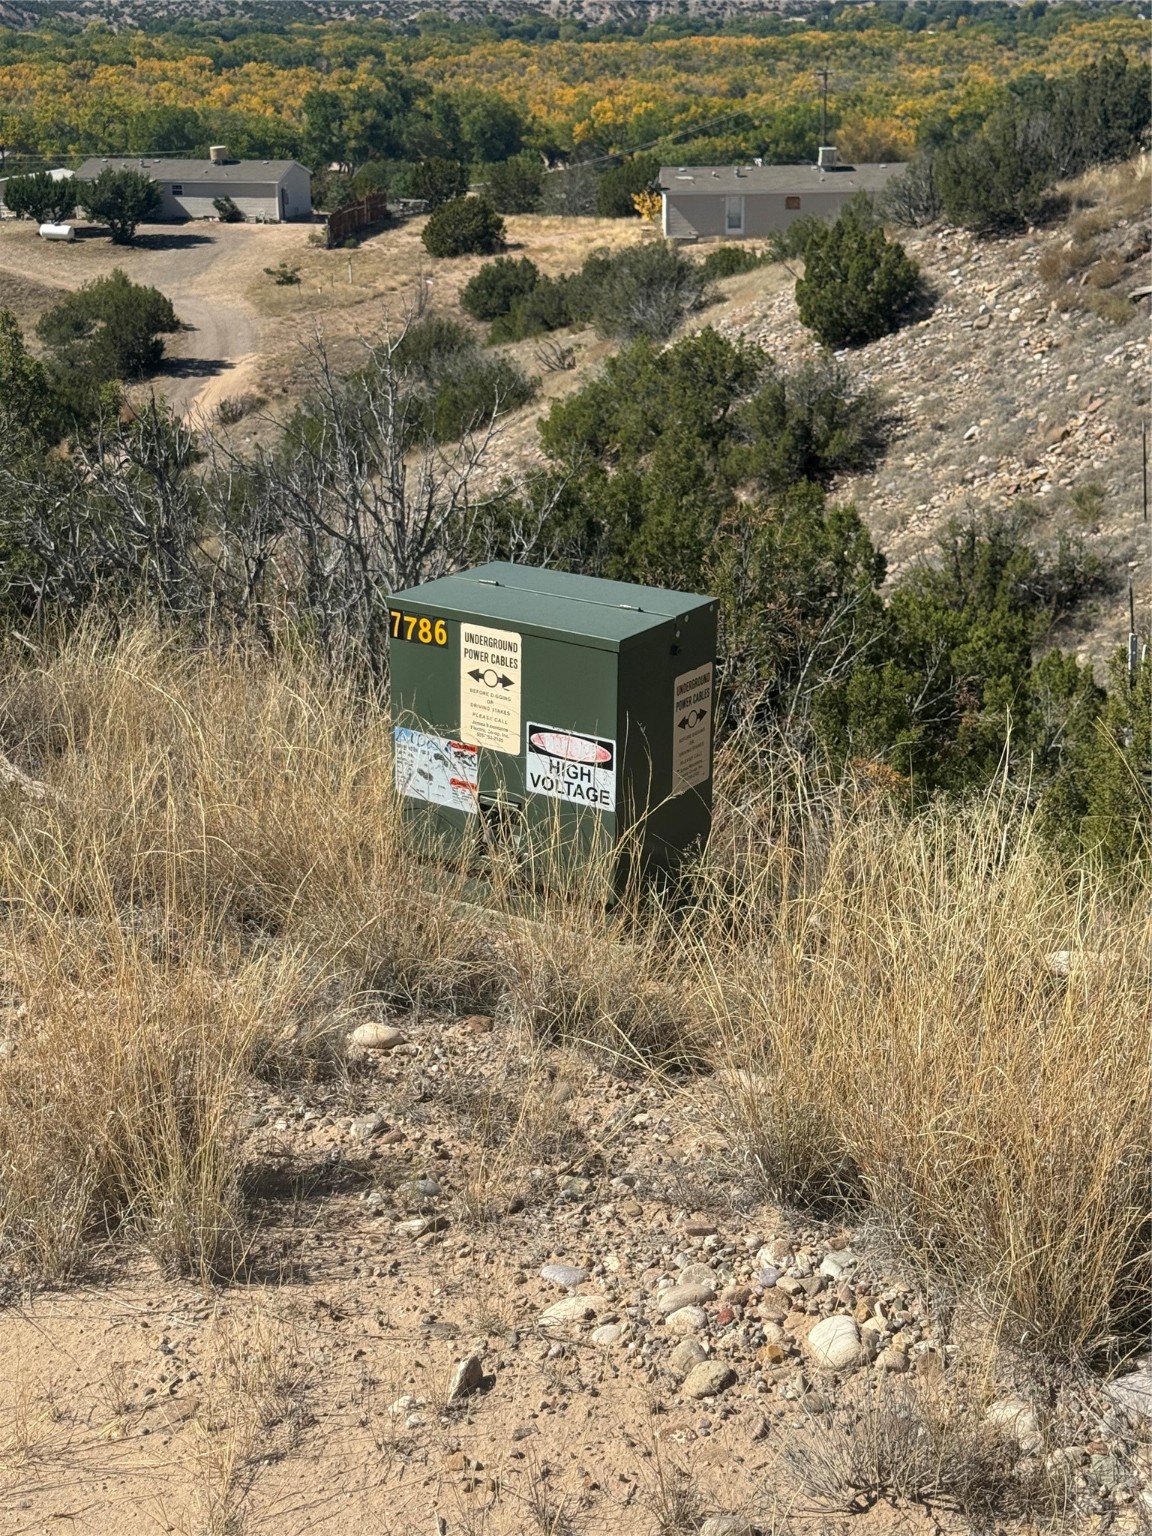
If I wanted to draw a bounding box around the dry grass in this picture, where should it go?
[788,1377,1069,1530]
[0,626,1146,1367]
[1037,154,1150,327]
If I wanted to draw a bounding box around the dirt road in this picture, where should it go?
[0,219,306,420]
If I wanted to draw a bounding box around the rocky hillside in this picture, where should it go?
[711,159,1151,673]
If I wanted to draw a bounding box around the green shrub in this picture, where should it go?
[213,195,245,224]
[264,261,301,285]
[699,245,763,280]
[484,154,544,214]
[421,196,506,258]
[388,316,535,442]
[489,276,572,342]
[460,256,539,321]
[576,241,712,342]
[795,204,924,349]
[36,268,180,381]
[767,213,836,262]
[3,170,75,224]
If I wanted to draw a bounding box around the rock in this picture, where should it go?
[1088,1453,1125,1489]
[701,1519,755,1536]
[618,1198,643,1219]
[540,1263,588,1289]
[350,1112,386,1140]
[682,1217,717,1237]
[721,1284,751,1307]
[394,1215,449,1238]
[590,1323,624,1347]
[388,1393,423,1417]
[819,1250,855,1281]
[665,1305,708,1337]
[446,1355,483,1404]
[679,1262,718,1287]
[1105,1366,1152,1426]
[876,1345,909,1373]
[775,1276,805,1298]
[806,1315,862,1372]
[986,1397,1042,1454]
[539,1296,595,1327]
[460,1014,493,1033]
[403,1177,441,1200]
[682,1361,737,1399]
[973,313,992,330]
[657,1281,715,1314]
[350,1022,407,1051]
[668,1339,708,1378]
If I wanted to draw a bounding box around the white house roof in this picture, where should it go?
[660,162,905,195]
[75,157,310,185]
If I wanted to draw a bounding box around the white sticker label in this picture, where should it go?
[525,723,616,811]
[394,728,478,815]
[460,624,521,754]
[672,663,713,796]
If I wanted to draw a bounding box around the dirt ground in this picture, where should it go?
[0,211,652,430]
[0,1006,1093,1536]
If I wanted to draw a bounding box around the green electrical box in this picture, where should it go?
[387,562,717,880]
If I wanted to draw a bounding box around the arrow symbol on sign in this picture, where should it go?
[469,667,515,690]
[678,709,707,729]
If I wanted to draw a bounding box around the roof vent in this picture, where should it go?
[817,145,840,169]
[209,145,229,165]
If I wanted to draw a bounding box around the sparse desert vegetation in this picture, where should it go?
[0,4,1149,1530]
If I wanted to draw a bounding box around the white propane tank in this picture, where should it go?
[39,223,75,241]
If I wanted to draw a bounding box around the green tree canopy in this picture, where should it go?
[79,167,161,244]
[36,269,181,381]
[3,171,76,224]
[795,200,925,349]
[421,196,506,257]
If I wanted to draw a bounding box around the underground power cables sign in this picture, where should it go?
[525,724,616,811]
[460,624,521,754]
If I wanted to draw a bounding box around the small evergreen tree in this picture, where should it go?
[3,171,75,224]
[36,269,180,380]
[795,203,924,349]
[421,196,506,258]
[79,167,161,245]
[460,256,540,321]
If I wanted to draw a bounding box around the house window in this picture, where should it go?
[785,195,801,210]
[170,183,184,196]
[725,195,744,233]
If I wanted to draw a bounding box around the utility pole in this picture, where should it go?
[818,67,830,146]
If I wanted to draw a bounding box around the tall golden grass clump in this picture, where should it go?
[688,747,1151,1358]
[0,625,1145,1362]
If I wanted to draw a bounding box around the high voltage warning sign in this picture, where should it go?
[672,663,713,796]
[460,623,521,754]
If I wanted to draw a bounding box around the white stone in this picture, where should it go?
[665,1305,708,1337]
[350,1021,407,1051]
[590,1323,625,1347]
[986,1397,1042,1453]
[701,1519,755,1536]
[539,1296,595,1327]
[657,1281,714,1314]
[806,1315,862,1371]
[540,1263,588,1289]
[1106,1366,1152,1425]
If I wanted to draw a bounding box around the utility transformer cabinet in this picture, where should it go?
[387,562,718,881]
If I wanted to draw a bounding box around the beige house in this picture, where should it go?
[74,151,312,223]
[660,156,905,241]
